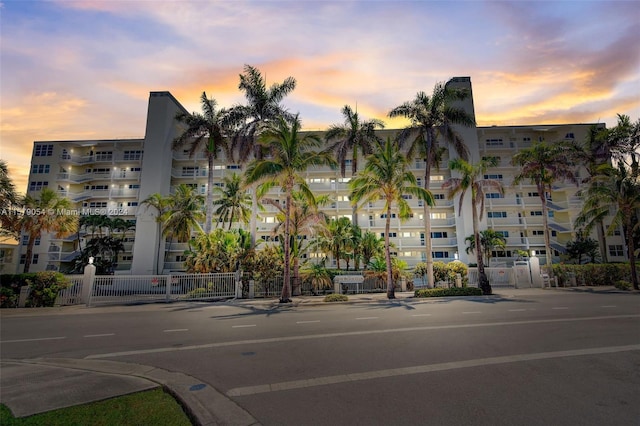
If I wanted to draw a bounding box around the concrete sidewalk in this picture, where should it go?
[0,358,260,425]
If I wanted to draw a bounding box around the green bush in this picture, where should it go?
[414,287,482,298]
[323,293,348,302]
[186,287,210,298]
[614,280,632,291]
[414,261,469,287]
[25,272,70,307]
[552,263,634,286]
[0,287,17,308]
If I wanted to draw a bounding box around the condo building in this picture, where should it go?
[17,78,627,275]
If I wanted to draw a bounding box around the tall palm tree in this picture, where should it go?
[443,157,503,295]
[388,80,474,288]
[360,230,386,269]
[350,137,434,299]
[140,193,170,274]
[162,185,205,261]
[579,162,640,289]
[227,65,297,248]
[318,216,353,271]
[19,188,79,272]
[0,159,20,240]
[212,173,252,230]
[245,116,336,303]
[512,142,576,278]
[464,229,507,267]
[325,105,384,225]
[173,91,229,234]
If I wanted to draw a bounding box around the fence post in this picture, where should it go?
[166,274,172,302]
[83,261,96,307]
[235,270,243,299]
[248,280,255,299]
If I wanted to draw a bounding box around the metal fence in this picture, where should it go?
[54,275,84,306]
[468,267,515,288]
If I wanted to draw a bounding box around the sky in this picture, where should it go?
[1,0,639,194]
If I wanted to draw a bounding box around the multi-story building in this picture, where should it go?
[17,79,627,275]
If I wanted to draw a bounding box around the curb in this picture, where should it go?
[7,358,260,426]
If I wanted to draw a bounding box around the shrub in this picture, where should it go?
[0,287,17,308]
[25,272,70,307]
[186,287,209,298]
[552,263,634,286]
[324,294,348,302]
[614,280,632,291]
[414,287,482,298]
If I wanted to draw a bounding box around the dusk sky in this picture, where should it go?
[1,0,639,194]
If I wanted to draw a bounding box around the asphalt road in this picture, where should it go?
[2,290,639,425]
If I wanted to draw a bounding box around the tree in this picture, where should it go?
[464,229,507,267]
[162,184,205,257]
[19,188,78,273]
[360,230,385,269]
[228,65,297,248]
[318,216,353,271]
[245,116,336,303]
[0,159,21,240]
[565,233,600,264]
[140,193,170,274]
[350,137,434,299]
[443,157,503,295]
[212,173,252,230]
[579,162,640,289]
[388,80,474,289]
[184,229,252,273]
[173,92,229,234]
[512,142,576,278]
[325,105,384,225]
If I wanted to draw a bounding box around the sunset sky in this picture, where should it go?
[1,0,639,194]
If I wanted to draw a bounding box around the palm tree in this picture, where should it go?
[319,216,353,270]
[245,116,336,303]
[267,191,329,295]
[325,105,384,225]
[162,185,205,262]
[173,91,229,234]
[350,137,434,299]
[360,230,386,269]
[140,193,170,274]
[0,159,20,240]
[464,229,507,267]
[19,188,79,272]
[227,65,297,248]
[512,142,576,277]
[212,173,252,230]
[443,157,503,295]
[388,80,474,288]
[579,162,640,289]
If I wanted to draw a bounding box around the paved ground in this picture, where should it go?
[0,286,636,425]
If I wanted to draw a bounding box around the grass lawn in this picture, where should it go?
[0,388,192,426]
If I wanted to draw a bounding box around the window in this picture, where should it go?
[485,138,503,146]
[34,144,53,156]
[31,164,50,174]
[123,150,142,161]
[95,151,113,161]
[175,255,186,262]
[84,185,108,191]
[32,254,39,265]
[21,235,28,245]
[20,254,26,264]
[34,237,41,246]
[89,202,107,208]
[551,230,557,237]
[430,231,448,238]
[532,230,544,236]
[495,231,509,238]
[523,137,531,142]
[527,192,539,197]
[29,181,49,191]
[483,174,503,180]
[380,232,397,238]
[487,211,507,218]
[492,250,512,258]
[433,194,445,200]
[431,213,447,219]
[127,201,138,207]
[90,168,110,174]
[402,195,413,200]
[430,175,444,181]
[182,166,199,177]
[432,251,450,259]
[530,211,543,216]
[548,211,554,218]
[128,184,140,189]
[485,193,503,199]
[121,255,133,261]
[608,245,624,257]
[380,213,397,219]
[130,167,141,172]
[564,133,575,140]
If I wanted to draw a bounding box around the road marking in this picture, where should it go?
[232,325,257,328]
[552,307,569,310]
[462,311,482,314]
[163,329,188,333]
[508,309,526,312]
[297,320,321,324]
[85,314,640,359]
[356,317,378,320]
[83,333,115,338]
[601,306,617,308]
[226,344,640,396]
[411,314,432,317]
[2,337,66,344]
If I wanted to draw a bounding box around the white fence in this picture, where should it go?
[88,272,238,306]
[55,275,84,306]
[468,267,515,288]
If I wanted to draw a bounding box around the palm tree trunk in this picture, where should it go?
[540,190,554,279]
[624,220,639,290]
[292,240,301,296]
[23,233,37,273]
[156,223,162,275]
[205,155,214,234]
[249,187,258,248]
[385,205,394,299]
[280,186,293,302]
[473,201,491,295]
[596,220,608,263]
[423,163,434,288]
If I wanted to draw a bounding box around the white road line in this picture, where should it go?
[552,307,569,310]
[227,344,640,396]
[2,337,66,344]
[601,306,617,308]
[508,309,526,312]
[83,333,115,338]
[411,314,432,317]
[232,325,257,328]
[163,329,189,333]
[85,314,640,359]
[462,311,482,314]
[297,320,321,324]
[356,317,378,320]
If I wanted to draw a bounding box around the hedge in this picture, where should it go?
[414,287,482,298]
[551,263,635,287]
